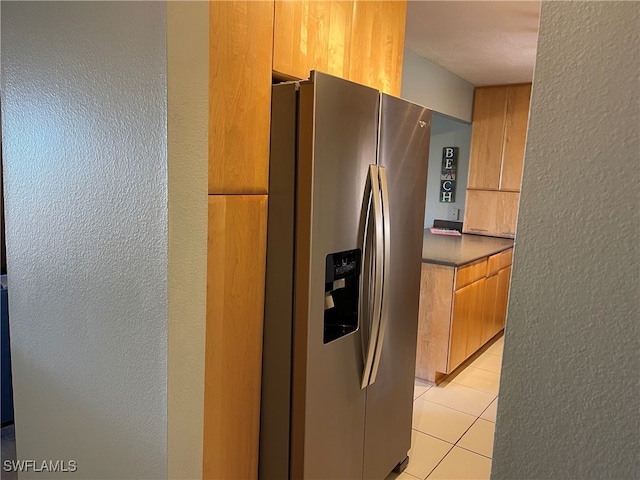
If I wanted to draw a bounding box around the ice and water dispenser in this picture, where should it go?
[324,249,361,344]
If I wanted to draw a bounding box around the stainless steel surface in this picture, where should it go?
[298,72,380,479]
[361,165,384,389]
[368,166,391,386]
[421,230,514,266]
[363,94,432,479]
[260,74,432,480]
[259,82,298,480]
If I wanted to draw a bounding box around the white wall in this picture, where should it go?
[492,2,639,479]
[167,3,208,479]
[401,48,475,122]
[424,113,471,228]
[2,3,168,478]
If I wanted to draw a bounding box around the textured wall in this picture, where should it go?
[167,2,208,479]
[2,3,168,478]
[492,2,640,479]
[424,113,471,228]
[401,48,475,122]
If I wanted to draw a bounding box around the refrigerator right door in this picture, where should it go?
[363,95,431,479]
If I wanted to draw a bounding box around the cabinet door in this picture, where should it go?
[449,284,472,372]
[466,278,486,358]
[203,195,268,479]
[463,190,519,238]
[209,0,273,194]
[349,0,406,95]
[468,87,507,190]
[495,266,512,331]
[501,84,532,191]
[273,0,353,81]
[482,273,499,343]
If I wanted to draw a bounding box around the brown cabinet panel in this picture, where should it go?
[466,278,486,357]
[496,266,512,331]
[273,0,405,95]
[449,284,472,373]
[209,1,273,194]
[455,258,487,290]
[482,273,499,344]
[415,264,455,381]
[203,195,268,480]
[487,252,502,276]
[273,0,353,81]
[349,0,406,96]
[464,190,519,238]
[501,84,532,191]
[468,87,507,190]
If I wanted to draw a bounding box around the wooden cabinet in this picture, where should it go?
[416,248,513,383]
[501,85,532,191]
[467,84,531,192]
[482,251,513,344]
[203,195,268,480]
[209,1,274,194]
[450,277,486,373]
[348,0,406,96]
[464,84,531,239]
[272,0,405,95]
[464,190,519,238]
[273,0,353,81]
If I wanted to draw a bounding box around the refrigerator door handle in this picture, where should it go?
[361,164,384,389]
[368,166,391,385]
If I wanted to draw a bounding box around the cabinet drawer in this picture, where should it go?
[487,253,502,276]
[455,258,487,290]
[500,248,513,269]
[488,248,513,276]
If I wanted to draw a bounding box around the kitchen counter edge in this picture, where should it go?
[421,231,514,267]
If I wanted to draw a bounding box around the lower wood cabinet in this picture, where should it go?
[203,195,268,480]
[415,248,513,382]
[450,277,486,372]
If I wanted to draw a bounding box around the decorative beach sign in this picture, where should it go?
[440,147,458,203]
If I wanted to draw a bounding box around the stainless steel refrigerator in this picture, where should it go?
[260,71,431,480]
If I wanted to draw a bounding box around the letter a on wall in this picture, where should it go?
[440,147,458,203]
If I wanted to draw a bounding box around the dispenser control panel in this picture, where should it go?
[323,249,361,344]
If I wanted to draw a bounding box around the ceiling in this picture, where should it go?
[404,1,541,86]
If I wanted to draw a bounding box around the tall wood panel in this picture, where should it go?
[415,264,455,380]
[449,284,472,373]
[501,84,532,191]
[466,278,486,356]
[468,87,508,190]
[349,0,406,96]
[203,195,268,479]
[209,1,273,194]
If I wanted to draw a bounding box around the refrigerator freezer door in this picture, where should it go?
[363,95,431,479]
[291,72,381,479]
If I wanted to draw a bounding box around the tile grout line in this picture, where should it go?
[415,393,497,418]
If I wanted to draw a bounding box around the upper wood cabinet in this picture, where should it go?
[468,84,532,192]
[348,1,406,96]
[464,190,519,238]
[273,0,353,81]
[209,1,274,195]
[272,0,406,95]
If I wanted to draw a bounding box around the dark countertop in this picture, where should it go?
[422,230,514,267]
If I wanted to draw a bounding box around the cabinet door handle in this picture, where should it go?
[470,228,488,232]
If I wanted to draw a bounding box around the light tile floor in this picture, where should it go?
[388,334,504,480]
